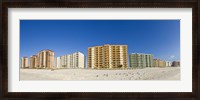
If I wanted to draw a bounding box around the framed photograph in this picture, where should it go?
[1,0,199,99]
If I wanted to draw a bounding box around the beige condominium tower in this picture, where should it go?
[21,57,29,68]
[36,49,55,69]
[88,44,128,69]
[153,59,166,67]
[30,55,38,68]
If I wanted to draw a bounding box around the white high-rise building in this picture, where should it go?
[56,57,61,68]
[56,52,85,69]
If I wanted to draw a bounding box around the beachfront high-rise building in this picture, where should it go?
[56,57,61,68]
[56,52,85,69]
[88,44,128,69]
[21,57,29,68]
[153,59,166,67]
[30,55,38,68]
[129,53,154,68]
[37,49,55,69]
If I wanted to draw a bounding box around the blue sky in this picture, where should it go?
[20,20,180,63]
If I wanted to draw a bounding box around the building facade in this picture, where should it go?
[21,57,29,68]
[56,52,85,69]
[165,61,172,67]
[88,44,128,69]
[172,61,180,67]
[30,55,38,68]
[37,49,55,69]
[129,53,154,68]
[153,59,166,67]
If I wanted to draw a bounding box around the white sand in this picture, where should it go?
[20,67,180,80]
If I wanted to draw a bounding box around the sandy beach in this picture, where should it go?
[20,67,180,80]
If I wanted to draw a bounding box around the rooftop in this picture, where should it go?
[39,49,54,52]
[131,53,153,55]
[88,44,128,48]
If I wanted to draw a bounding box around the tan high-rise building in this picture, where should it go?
[153,59,166,67]
[21,57,29,68]
[30,55,38,68]
[88,44,128,69]
[37,49,55,69]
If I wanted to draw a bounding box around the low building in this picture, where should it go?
[56,52,85,69]
[165,61,172,67]
[21,57,29,68]
[172,61,180,67]
[129,53,154,68]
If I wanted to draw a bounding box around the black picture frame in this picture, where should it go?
[1,0,199,100]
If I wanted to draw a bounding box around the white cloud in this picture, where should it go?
[169,55,175,59]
